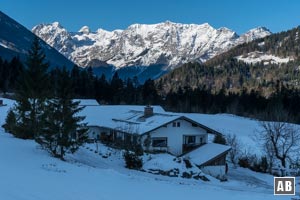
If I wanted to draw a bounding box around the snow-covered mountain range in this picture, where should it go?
[33,21,271,81]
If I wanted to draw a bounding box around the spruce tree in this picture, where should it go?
[11,37,50,139]
[38,68,88,160]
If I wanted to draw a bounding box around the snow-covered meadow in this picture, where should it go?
[0,98,296,200]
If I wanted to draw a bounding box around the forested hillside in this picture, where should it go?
[158,26,300,96]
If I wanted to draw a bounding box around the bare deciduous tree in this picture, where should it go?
[226,134,241,167]
[258,121,300,169]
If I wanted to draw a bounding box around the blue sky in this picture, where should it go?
[2,0,300,34]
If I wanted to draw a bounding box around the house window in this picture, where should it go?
[152,137,167,147]
[200,137,203,144]
[186,136,196,144]
[116,132,124,140]
[172,121,180,127]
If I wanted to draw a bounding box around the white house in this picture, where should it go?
[80,104,231,177]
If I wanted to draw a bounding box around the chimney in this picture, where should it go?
[144,105,153,118]
[0,100,3,106]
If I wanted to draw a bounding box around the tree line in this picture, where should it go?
[3,41,300,124]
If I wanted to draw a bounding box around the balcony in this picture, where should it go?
[182,143,205,154]
[182,135,206,154]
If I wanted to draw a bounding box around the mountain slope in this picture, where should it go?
[0,11,74,69]
[157,26,300,95]
[32,21,271,80]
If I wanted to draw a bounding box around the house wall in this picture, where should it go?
[141,119,208,155]
[202,153,227,166]
[87,126,110,140]
[201,165,226,178]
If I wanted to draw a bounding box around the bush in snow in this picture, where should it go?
[2,109,16,134]
[238,156,250,168]
[238,155,269,173]
[123,150,143,170]
[260,156,269,173]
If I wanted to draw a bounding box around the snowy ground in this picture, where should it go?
[0,98,298,199]
[0,133,292,200]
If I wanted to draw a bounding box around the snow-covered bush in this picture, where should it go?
[123,150,143,169]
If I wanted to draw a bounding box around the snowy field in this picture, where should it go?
[0,98,297,200]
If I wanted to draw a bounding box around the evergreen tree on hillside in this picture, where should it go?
[7,37,50,139]
[37,68,88,160]
[111,72,124,104]
[213,134,227,145]
[0,56,24,93]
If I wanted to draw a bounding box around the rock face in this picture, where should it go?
[33,21,271,81]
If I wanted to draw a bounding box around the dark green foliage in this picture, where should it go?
[0,56,23,93]
[37,68,88,160]
[123,150,143,169]
[12,37,50,139]
[213,134,227,145]
[2,39,87,160]
[142,79,159,105]
[2,109,16,133]
[22,37,50,99]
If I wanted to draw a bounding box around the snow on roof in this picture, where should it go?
[182,113,263,154]
[80,105,173,134]
[75,99,100,106]
[185,143,231,166]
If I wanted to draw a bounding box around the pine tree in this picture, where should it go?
[38,68,88,160]
[12,37,50,139]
